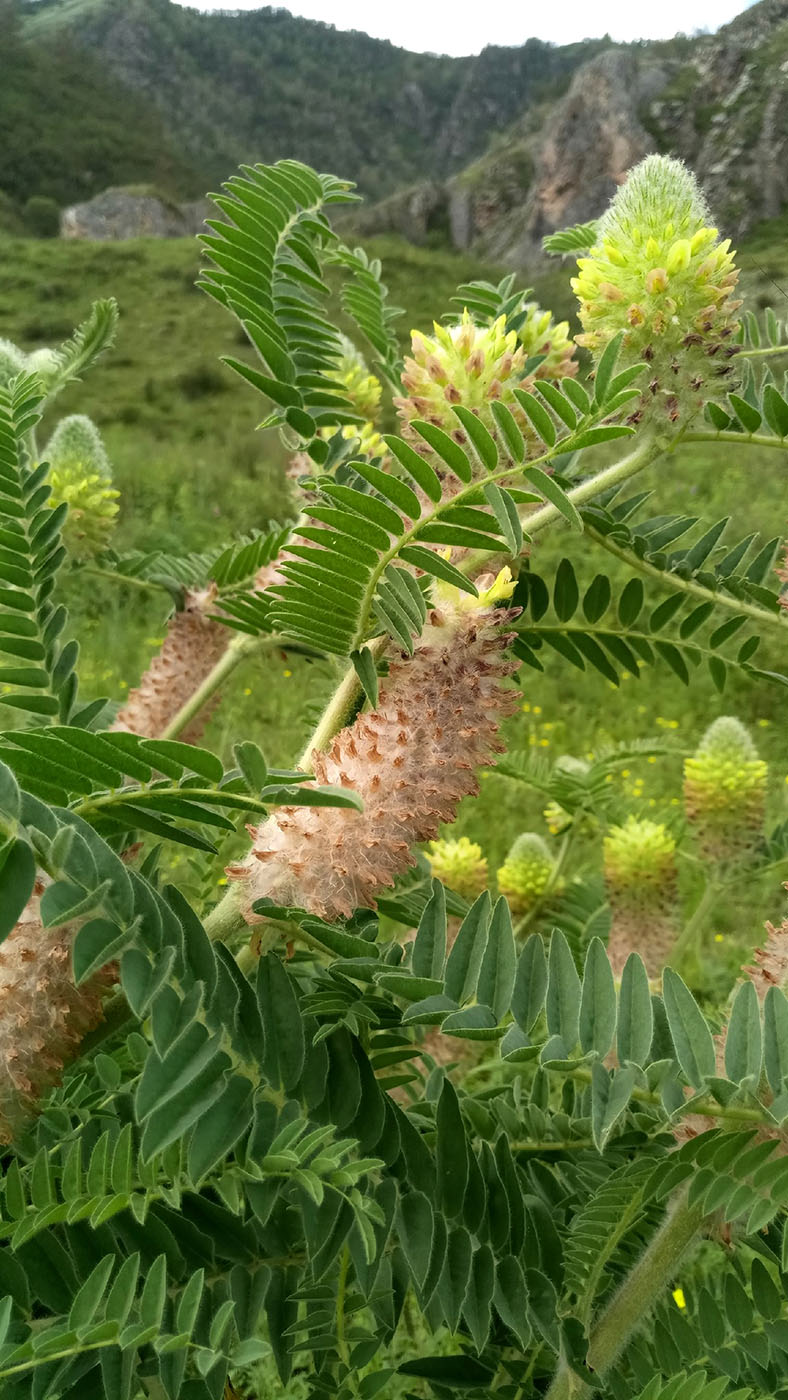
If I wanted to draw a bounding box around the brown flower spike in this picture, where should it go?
[112,585,228,743]
[0,883,112,1144]
[235,587,520,923]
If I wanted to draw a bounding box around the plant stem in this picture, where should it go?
[546,1186,704,1398]
[672,877,720,964]
[586,525,787,634]
[159,630,261,741]
[682,430,788,451]
[738,344,788,359]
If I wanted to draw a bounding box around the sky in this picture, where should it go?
[171,0,756,54]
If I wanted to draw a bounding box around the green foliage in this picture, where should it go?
[21,195,59,239]
[3,154,788,1400]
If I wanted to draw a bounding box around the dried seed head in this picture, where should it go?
[236,592,520,922]
[0,886,113,1144]
[111,585,228,743]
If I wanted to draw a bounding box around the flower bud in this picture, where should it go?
[44,415,119,560]
[572,155,741,425]
[684,716,767,864]
[496,832,559,916]
[603,816,678,977]
[427,836,488,899]
[515,302,579,382]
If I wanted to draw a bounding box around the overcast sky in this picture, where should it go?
[171,0,756,54]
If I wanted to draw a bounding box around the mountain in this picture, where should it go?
[353,0,788,262]
[0,1,198,208]
[11,0,608,207]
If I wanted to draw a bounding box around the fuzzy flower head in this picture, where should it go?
[395,310,536,474]
[44,415,118,560]
[428,836,489,899]
[496,832,560,917]
[604,816,677,896]
[572,155,741,425]
[515,302,578,382]
[684,716,767,864]
[329,335,383,424]
[604,815,678,977]
[0,339,26,390]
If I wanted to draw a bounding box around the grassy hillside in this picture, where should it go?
[2,224,788,981]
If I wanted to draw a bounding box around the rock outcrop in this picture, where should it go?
[350,0,788,267]
[61,187,210,240]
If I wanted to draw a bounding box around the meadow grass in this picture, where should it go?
[2,227,788,979]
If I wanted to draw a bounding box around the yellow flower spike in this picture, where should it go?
[428,836,489,899]
[572,155,741,425]
[684,716,767,865]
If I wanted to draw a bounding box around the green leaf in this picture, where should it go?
[444,892,491,1005]
[617,954,653,1066]
[493,1256,531,1349]
[476,896,516,1022]
[523,467,583,532]
[462,1244,495,1352]
[139,1255,167,1330]
[452,405,497,472]
[579,938,616,1057]
[436,1227,473,1332]
[483,482,523,555]
[351,646,379,706]
[398,1355,494,1388]
[188,1076,254,1182]
[396,1191,434,1290]
[233,740,268,793]
[591,1062,636,1150]
[0,838,35,943]
[763,985,788,1094]
[512,934,548,1033]
[662,967,716,1088]
[512,388,556,446]
[553,558,579,621]
[436,1080,469,1218]
[546,928,581,1052]
[412,421,472,482]
[412,880,446,980]
[68,1256,114,1331]
[257,953,306,1092]
[593,332,624,405]
[724,980,762,1084]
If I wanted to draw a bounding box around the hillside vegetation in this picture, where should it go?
[0,1,197,207]
[11,0,608,204]
[1,222,787,919]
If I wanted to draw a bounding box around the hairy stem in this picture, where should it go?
[682,430,788,451]
[547,1186,704,1398]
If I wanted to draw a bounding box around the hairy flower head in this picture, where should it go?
[428,836,489,899]
[329,335,383,424]
[604,815,678,977]
[394,310,538,475]
[44,415,118,559]
[515,302,578,381]
[0,339,26,390]
[684,716,767,864]
[496,832,559,916]
[572,155,741,425]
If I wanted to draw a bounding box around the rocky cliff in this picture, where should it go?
[353,0,788,267]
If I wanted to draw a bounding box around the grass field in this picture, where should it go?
[2,224,788,980]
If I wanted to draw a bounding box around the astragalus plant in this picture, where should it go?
[2,154,788,1400]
